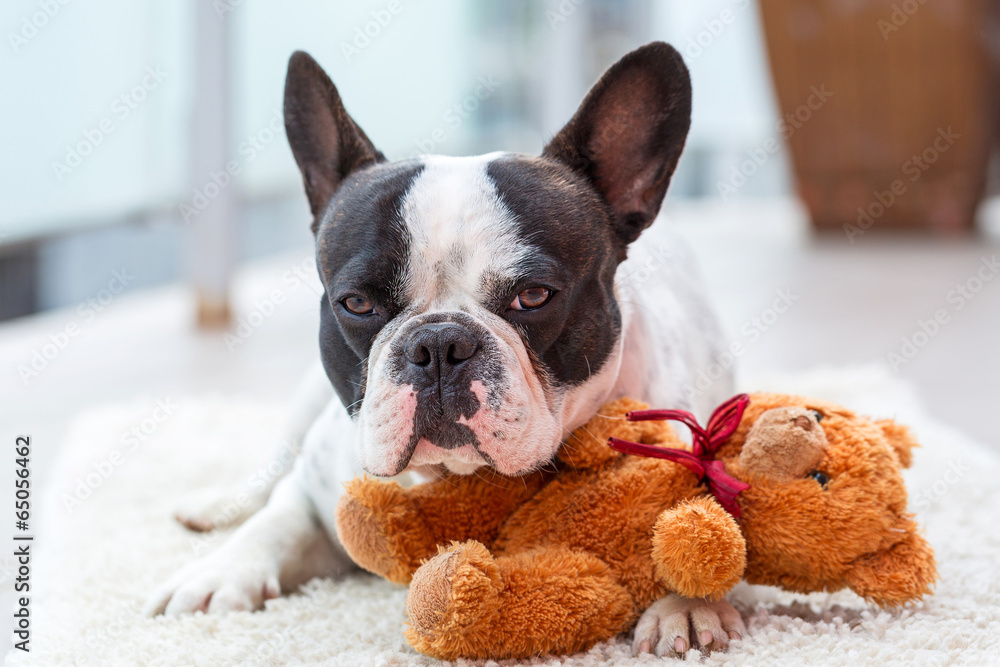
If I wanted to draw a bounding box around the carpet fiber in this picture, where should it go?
[8,366,1000,666]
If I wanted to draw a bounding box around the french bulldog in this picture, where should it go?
[146,42,741,657]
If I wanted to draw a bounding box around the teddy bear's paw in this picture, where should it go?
[651,497,746,599]
[632,595,746,657]
[406,541,502,648]
[335,490,398,578]
[335,478,427,584]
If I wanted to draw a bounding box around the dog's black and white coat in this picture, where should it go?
[147,43,746,656]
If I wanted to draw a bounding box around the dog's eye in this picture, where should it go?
[809,410,824,422]
[509,287,553,311]
[342,295,375,315]
[808,470,830,488]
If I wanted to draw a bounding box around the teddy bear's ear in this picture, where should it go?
[843,519,937,606]
[874,419,919,468]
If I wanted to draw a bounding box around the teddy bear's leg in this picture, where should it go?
[650,496,747,600]
[405,540,635,660]
[336,472,549,584]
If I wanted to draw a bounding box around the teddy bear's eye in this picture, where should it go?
[809,410,824,422]
[808,470,830,488]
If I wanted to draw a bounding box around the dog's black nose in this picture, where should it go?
[404,322,478,370]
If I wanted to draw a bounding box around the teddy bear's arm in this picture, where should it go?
[335,471,548,584]
[842,517,937,606]
[650,495,747,599]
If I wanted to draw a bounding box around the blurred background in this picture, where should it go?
[2,0,1000,619]
[1,0,794,320]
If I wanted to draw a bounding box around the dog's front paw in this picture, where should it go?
[143,547,281,616]
[632,594,746,657]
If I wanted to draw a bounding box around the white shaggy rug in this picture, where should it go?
[7,366,1000,667]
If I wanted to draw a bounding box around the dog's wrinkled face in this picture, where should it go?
[316,154,622,475]
[283,43,693,476]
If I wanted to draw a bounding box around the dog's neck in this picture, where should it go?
[555,297,652,437]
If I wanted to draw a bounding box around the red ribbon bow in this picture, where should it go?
[607,394,751,517]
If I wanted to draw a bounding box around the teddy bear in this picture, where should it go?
[334,393,937,660]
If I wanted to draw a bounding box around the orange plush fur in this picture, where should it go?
[335,394,936,660]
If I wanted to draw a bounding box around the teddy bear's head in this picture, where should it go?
[712,393,936,606]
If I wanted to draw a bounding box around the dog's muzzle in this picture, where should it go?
[402,322,479,394]
[359,309,559,477]
[391,314,498,456]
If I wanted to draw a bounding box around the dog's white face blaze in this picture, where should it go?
[355,153,617,477]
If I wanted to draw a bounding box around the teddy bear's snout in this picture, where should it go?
[737,407,828,481]
[792,414,814,431]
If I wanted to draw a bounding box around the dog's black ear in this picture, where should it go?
[284,51,385,229]
[543,42,691,247]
